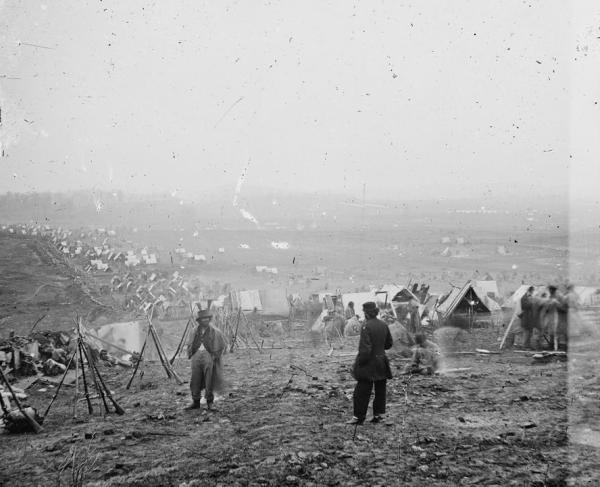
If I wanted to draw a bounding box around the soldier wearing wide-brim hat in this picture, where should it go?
[185,305,227,411]
[347,301,393,425]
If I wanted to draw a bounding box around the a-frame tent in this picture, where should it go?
[378,284,419,304]
[436,281,496,322]
[375,285,421,319]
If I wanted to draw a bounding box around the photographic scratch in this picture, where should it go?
[19,41,55,50]
[214,97,244,129]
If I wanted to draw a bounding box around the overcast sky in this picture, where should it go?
[0,1,598,201]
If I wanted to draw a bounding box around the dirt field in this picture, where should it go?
[1,331,598,486]
[1,234,598,486]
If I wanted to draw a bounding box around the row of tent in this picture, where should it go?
[313,284,423,320]
[86,281,600,358]
[313,280,600,324]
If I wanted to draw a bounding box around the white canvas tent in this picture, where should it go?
[85,321,145,358]
[378,285,419,304]
[232,290,263,311]
[436,281,499,321]
[259,288,290,317]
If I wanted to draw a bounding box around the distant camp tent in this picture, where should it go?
[436,281,499,323]
[259,289,290,317]
[271,241,290,250]
[229,289,287,315]
[211,295,227,309]
[231,290,263,312]
[375,285,420,317]
[378,285,419,304]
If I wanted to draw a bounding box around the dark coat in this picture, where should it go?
[352,317,393,381]
[520,293,535,330]
[187,324,228,360]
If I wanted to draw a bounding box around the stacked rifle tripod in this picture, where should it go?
[64,317,125,419]
[126,304,184,389]
[0,317,124,434]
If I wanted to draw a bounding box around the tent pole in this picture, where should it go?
[499,309,519,350]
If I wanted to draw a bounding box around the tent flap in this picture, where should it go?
[259,289,290,317]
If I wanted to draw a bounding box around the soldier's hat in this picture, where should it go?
[194,304,212,321]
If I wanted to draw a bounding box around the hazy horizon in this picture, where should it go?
[1,1,598,202]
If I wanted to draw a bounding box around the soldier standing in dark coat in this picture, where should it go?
[347,302,393,425]
[520,286,536,349]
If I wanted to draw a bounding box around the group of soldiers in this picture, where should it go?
[517,284,577,350]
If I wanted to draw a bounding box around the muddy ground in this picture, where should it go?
[0,234,598,486]
[1,334,598,486]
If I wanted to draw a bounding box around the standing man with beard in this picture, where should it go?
[347,301,393,425]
